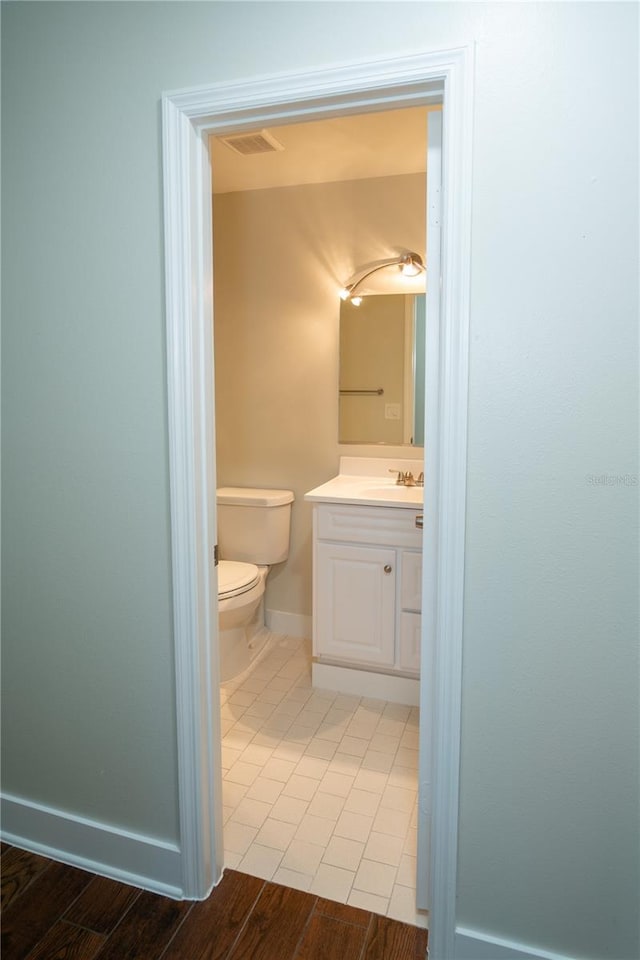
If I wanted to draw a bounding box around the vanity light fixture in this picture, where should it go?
[339,251,425,306]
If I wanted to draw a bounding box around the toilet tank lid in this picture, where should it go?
[216,487,295,507]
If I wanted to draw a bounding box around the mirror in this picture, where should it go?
[339,293,425,446]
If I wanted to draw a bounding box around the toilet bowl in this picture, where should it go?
[216,487,294,683]
[218,560,269,682]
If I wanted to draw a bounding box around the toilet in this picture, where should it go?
[216,486,294,683]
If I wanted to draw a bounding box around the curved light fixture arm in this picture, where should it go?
[341,252,425,303]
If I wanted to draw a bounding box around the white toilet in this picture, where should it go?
[216,486,294,683]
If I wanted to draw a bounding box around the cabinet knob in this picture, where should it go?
[384,564,392,574]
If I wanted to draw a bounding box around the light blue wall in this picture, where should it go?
[2,4,638,958]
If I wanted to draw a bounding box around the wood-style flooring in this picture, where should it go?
[0,843,428,960]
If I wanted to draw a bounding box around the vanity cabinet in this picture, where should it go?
[311,502,423,677]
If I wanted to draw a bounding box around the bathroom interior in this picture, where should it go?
[209,103,437,929]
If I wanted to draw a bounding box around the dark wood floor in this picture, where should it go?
[1,843,428,960]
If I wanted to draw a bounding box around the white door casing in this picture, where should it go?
[161,48,473,960]
[416,106,443,913]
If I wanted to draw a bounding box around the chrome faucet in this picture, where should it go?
[389,469,423,487]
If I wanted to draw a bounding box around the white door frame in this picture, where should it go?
[162,48,473,960]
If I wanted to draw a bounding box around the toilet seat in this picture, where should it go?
[218,560,260,600]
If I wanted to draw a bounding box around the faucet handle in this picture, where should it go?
[416,472,424,486]
[388,469,404,484]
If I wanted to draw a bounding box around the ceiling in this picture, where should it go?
[209,105,437,194]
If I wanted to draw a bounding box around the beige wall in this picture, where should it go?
[213,173,425,617]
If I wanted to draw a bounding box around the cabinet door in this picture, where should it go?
[315,541,396,666]
[400,551,423,612]
[399,612,421,673]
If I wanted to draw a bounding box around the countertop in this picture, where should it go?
[304,458,424,509]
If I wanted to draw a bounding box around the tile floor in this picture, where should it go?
[220,632,427,929]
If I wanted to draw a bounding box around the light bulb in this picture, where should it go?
[351,296,363,306]
[339,288,351,301]
[401,263,420,277]
[400,253,424,277]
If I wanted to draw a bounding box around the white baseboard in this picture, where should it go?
[312,661,420,706]
[1,792,184,898]
[454,927,583,960]
[266,608,311,640]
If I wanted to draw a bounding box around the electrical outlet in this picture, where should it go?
[385,403,401,420]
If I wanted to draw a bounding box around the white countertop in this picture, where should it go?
[304,457,424,509]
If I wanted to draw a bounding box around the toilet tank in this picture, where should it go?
[216,487,294,565]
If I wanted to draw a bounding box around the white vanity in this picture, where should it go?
[305,457,424,705]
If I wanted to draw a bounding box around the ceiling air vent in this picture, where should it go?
[219,129,285,156]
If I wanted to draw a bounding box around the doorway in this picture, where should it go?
[161,47,473,960]
[211,104,434,925]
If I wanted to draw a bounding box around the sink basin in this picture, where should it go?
[305,475,423,507]
[358,484,424,500]
[304,458,424,508]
